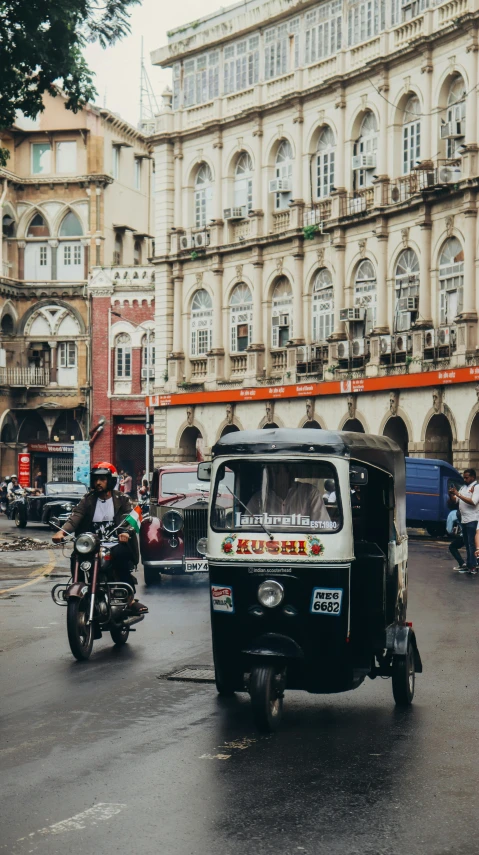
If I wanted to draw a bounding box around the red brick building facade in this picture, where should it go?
[88,265,155,485]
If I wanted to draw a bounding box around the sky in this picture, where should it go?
[83,0,224,127]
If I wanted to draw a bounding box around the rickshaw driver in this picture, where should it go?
[246,463,331,524]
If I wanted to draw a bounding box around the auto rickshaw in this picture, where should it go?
[197,429,422,732]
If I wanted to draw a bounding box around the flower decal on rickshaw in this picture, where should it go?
[221,535,237,554]
[307,535,325,557]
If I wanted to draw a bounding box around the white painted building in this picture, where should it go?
[149,0,479,470]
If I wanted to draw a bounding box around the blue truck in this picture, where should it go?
[406,457,463,537]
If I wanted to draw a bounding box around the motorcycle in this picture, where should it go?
[51,531,146,661]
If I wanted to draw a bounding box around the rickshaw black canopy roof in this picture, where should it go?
[213,429,406,537]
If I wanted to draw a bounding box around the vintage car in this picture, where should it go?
[8,481,87,529]
[141,463,234,585]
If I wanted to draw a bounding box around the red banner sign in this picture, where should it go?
[18,453,30,487]
[146,365,479,408]
[28,443,74,454]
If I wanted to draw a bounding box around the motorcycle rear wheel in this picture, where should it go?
[67,598,94,660]
[110,624,130,645]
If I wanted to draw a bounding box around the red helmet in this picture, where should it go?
[90,461,118,490]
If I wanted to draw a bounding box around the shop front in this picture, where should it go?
[114,420,153,486]
[27,442,74,483]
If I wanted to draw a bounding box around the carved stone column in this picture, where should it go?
[49,240,58,281]
[174,139,183,227]
[17,241,25,280]
[48,340,58,386]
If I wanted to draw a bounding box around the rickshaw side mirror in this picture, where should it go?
[197,462,212,482]
[350,465,368,485]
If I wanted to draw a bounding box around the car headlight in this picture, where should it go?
[75,533,100,554]
[162,509,183,534]
[62,503,73,512]
[257,580,284,609]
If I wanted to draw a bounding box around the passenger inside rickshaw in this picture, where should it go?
[349,465,394,557]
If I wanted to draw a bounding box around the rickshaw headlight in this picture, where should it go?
[257,580,284,609]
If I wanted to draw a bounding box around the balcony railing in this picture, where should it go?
[190,358,208,379]
[272,211,291,233]
[271,349,288,373]
[1,261,12,278]
[304,200,332,227]
[230,354,247,375]
[0,368,49,387]
[344,188,374,216]
[110,265,155,283]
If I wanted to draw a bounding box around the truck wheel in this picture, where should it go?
[392,639,415,706]
[250,664,284,732]
[14,508,27,528]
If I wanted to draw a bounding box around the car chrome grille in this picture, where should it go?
[183,507,208,558]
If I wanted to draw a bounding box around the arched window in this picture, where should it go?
[274,140,293,210]
[59,211,83,236]
[142,332,155,374]
[195,164,213,228]
[2,214,15,238]
[27,213,49,237]
[354,260,377,334]
[354,112,378,188]
[316,127,335,199]
[134,240,142,265]
[403,97,421,175]
[113,233,122,265]
[312,269,334,342]
[395,249,419,332]
[234,153,253,214]
[439,237,464,324]
[444,76,466,159]
[190,289,213,356]
[272,277,293,347]
[115,333,131,378]
[1,314,14,335]
[230,283,253,352]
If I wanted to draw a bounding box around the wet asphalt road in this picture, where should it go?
[1,520,478,855]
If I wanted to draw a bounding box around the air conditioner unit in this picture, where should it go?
[437,166,462,185]
[179,234,193,250]
[223,206,246,220]
[337,341,350,359]
[340,307,365,322]
[272,315,280,327]
[280,314,290,326]
[440,120,464,140]
[352,338,365,357]
[417,171,437,190]
[380,335,392,355]
[141,367,155,378]
[269,178,292,193]
[424,328,435,348]
[192,230,210,248]
[394,334,408,353]
[397,296,419,312]
[437,327,452,346]
[352,154,377,170]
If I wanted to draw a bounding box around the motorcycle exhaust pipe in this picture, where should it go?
[122,614,145,628]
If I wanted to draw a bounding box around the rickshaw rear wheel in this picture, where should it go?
[250,664,284,732]
[392,641,415,706]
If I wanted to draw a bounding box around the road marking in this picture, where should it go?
[17,803,126,841]
[0,551,56,596]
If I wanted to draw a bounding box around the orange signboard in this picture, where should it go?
[146,365,479,408]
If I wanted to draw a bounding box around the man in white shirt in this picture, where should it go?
[449,468,479,574]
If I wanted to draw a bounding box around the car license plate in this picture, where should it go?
[310,587,343,615]
[184,560,208,573]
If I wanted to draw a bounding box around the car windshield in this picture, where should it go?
[211,459,341,533]
[45,482,87,496]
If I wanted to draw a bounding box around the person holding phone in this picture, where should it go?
[449,469,479,575]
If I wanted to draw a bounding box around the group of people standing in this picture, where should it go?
[448,468,479,575]
[118,469,149,502]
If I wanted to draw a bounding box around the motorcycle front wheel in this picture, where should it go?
[67,598,94,660]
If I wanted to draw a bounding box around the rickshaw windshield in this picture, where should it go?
[211,459,342,533]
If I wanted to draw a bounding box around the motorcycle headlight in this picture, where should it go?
[162,509,183,534]
[257,580,284,609]
[75,533,100,554]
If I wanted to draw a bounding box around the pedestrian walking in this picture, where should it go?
[448,469,479,575]
[447,509,467,572]
[123,471,132,496]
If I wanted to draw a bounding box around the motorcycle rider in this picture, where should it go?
[52,461,148,615]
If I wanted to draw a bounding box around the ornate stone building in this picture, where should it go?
[149,0,479,469]
[0,92,153,479]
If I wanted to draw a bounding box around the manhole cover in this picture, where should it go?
[158,666,215,683]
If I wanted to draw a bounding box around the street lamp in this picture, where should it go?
[111,310,153,486]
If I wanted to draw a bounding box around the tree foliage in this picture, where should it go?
[0,0,140,166]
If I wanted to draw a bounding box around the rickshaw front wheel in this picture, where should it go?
[392,640,415,706]
[250,664,284,732]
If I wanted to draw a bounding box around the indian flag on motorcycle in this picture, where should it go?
[124,505,143,533]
